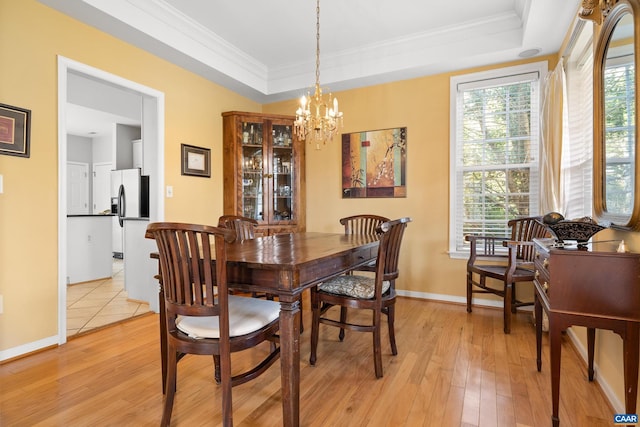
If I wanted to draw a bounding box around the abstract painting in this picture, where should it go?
[342,127,407,198]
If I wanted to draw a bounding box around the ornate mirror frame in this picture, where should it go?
[588,0,640,229]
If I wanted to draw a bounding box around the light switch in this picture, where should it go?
[166,186,173,198]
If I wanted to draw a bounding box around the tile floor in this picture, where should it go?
[66,259,150,337]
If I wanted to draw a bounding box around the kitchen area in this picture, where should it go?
[66,109,153,335]
[62,68,161,336]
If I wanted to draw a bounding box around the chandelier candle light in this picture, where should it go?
[294,0,343,149]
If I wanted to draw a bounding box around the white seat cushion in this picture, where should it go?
[176,295,280,339]
[318,275,390,299]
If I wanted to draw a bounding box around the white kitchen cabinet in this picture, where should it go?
[132,139,143,171]
[67,215,112,284]
[123,219,158,312]
[112,216,123,258]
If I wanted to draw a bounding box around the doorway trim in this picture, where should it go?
[57,56,165,344]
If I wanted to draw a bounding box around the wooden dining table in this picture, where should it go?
[150,231,380,426]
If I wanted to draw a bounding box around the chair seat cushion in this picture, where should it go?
[176,295,280,339]
[318,275,390,299]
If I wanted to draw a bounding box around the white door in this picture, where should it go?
[67,162,89,214]
[92,163,112,214]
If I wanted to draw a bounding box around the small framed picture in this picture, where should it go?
[0,103,31,158]
[181,144,211,177]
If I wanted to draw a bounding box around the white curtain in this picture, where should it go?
[539,59,568,215]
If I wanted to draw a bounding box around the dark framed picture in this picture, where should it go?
[181,143,211,177]
[0,103,31,158]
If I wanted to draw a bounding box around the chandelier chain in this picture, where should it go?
[315,0,320,89]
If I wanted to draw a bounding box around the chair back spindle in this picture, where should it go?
[340,214,390,235]
[218,215,258,242]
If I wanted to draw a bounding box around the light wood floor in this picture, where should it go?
[1,297,614,426]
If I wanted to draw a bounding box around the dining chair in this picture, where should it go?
[217,214,276,297]
[465,216,549,333]
[310,217,411,379]
[146,222,281,426]
[217,215,259,241]
[217,214,305,332]
[336,214,390,339]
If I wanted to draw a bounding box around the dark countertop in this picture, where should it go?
[67,214,115,217]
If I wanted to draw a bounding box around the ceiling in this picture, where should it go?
[40,0,579,106]
[66,104,141,138]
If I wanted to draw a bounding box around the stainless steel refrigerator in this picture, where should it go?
[110,168,149,258]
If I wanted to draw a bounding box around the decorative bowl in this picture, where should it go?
[548,221,606,244]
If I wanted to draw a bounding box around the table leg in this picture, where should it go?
[550,321,562,427]
[623,322,640,416]
[535,292,542,372]
[587,327,595,381]
[279,298,301,427]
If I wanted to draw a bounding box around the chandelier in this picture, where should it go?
[294,0,343,149]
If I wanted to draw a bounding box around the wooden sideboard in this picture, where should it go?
[533,238,640,427]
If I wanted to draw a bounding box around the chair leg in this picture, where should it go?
[387,305,397,355]
[372,309,383,379]
[299,294,304,333]
[466,272,473,313]
[213,355,221,384]
[161,346,178,427]
[504,282,513,334]
[338,307,347,341]
[219,351,233,427]
[511,283,518,313]
[309,287,320,366]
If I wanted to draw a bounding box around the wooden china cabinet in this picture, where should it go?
[222,111,306,235]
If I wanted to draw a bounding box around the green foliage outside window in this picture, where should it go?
[604,62,635,215]
[461,83,534,237]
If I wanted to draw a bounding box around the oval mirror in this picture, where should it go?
[594,3,640,228]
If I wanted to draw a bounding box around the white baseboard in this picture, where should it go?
[0,335,59,362]
[396,289,503,309]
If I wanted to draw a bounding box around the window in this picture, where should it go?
[449,62,545,256]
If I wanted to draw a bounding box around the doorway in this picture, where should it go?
[57,56,165,344]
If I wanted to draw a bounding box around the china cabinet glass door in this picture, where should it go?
[241,121,264,220]
[271,124,295,222]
